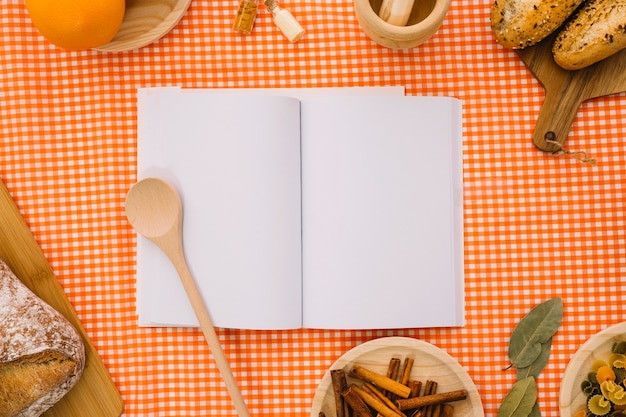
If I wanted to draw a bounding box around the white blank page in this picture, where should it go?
[300,96,464,329]
[137,90,303,329]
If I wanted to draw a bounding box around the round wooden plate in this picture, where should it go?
[95,0,192,52]
[560,322,626,417]
[310,336,484,417]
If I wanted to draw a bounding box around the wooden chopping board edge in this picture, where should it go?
[0,177,124,417]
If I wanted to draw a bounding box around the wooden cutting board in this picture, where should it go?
[0,177,123,417]
[516,32,626,153]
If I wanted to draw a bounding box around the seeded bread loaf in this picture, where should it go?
[490,0,584,49]
[553,0,626,70]
[0,260,85,417]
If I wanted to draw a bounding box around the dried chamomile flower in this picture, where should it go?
[589,394,612,416]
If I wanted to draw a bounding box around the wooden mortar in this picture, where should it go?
[354,0,450,49]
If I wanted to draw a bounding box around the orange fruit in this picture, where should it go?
[25,0,125,50]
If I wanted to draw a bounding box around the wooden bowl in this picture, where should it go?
[560,322,626,417]
[95,0,192,52]
[310,337,484,417]
[354,0,450,49]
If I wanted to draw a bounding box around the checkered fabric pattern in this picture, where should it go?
[1,0,625,415]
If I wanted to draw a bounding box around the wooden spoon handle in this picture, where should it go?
[162,236,251,417]
[176,260,251,417]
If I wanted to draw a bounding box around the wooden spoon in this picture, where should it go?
[125,177,251,417]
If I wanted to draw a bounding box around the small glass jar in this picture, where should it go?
[264,0,305,43]
[233,0,258,35]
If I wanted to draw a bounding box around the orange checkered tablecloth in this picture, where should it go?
[1,0,625,415]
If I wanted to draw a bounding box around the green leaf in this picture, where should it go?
[508,298,563,368]
[529,401,541,417]
[497,377,538,417]
[516,337,553,379]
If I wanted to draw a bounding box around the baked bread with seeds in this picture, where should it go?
[490,0,584,49]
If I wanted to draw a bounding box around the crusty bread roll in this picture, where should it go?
[553,0,626,70]
[490,0,584,49]
[0,260,85,417]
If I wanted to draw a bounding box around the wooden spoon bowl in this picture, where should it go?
[95,0,192,52]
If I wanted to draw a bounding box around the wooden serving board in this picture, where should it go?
[0,177,123,417]
[516,32,626,152]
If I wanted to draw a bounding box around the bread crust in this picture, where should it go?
[553,0,626,70]
[490,0,584,49]
[0,260,85,417]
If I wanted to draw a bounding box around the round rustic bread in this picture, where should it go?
[0,260,85,417]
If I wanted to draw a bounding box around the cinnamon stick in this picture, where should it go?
[352,385,405,417]
[343,386,374,417]
[363,383,404,415]
[386,358,401,380]
[350,365,412,399]
[399,357,414,386]
[441,404,454,417]
[406,380,425,417]
[408,380,422,398]
[385,358,401,399]
[423,380,437,417]
[423,380,436,397]
[331,369,349,417]
[395,390,468,411]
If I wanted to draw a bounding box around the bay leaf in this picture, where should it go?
[516,337,553,379]
[508,298,563,368]
[497,377,538,417]
[529,401,541,417]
